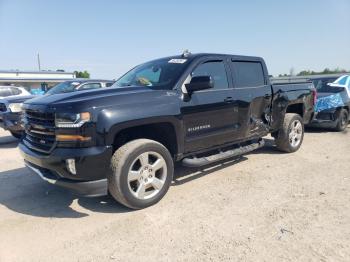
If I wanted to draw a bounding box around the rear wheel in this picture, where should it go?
[10,131,23,139]
[108,139,174,209]
[275,113,304,153]
[335,109,349,132]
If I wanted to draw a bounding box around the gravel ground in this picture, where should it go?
[0,127,349,262]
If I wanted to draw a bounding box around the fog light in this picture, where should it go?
[66,159,76,175]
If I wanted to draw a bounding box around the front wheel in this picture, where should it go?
[275,113,304,153]
[108,139,174,209]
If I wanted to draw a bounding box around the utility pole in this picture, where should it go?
[37,53,41,71]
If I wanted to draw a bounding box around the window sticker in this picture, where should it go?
[168,59,187,64]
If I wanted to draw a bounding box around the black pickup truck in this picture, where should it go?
[19,53,315,209]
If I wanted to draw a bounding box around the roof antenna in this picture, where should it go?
[182,49,191,58]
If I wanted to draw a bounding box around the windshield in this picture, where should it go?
[46,81,82,95]
[114,58,188,89]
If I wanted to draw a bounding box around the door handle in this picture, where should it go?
[224,97,234,103]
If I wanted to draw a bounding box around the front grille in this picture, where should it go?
[23,109,56,153]
[0,103,6,112]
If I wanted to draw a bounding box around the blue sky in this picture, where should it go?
[0,0,349,78]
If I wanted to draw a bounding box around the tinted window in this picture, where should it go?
[80,83,102,90]
[11,87,22,95]
[191,61,228,89]
[312,78,337,92]
[232,61,265,88]
[0,87,13,97]
[106,82,114,87]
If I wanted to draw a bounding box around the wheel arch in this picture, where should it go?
[106,118,182,158]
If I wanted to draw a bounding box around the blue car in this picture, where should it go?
[310,75,350,131]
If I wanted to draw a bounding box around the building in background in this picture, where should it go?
[0,70,76,93]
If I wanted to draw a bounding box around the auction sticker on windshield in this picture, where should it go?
[168,59,187,64]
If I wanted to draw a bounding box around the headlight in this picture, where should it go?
[8,103,23,113]
[55,112,91,128]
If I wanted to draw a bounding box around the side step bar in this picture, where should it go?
[182,139,265,168]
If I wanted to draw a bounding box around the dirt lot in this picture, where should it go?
[0,127,349,262]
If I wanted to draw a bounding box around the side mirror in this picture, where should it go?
[185,76,214,94]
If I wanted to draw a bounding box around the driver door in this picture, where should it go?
[180,59,239,153]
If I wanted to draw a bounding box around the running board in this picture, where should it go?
[182,139,265,168]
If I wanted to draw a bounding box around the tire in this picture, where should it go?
[10,131,23,139]
[275,113,304,153]
[108,139,174,209]
[334,109,349,132]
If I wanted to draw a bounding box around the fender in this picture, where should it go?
[271,85,314,130]
[95,93,185,153]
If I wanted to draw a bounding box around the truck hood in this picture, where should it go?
[25,86,152,107]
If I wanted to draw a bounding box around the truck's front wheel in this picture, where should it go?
[275,113,304,153]
[108,139,174,209]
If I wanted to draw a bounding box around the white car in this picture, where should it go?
[0,86,31,98]
[328,75,350,97]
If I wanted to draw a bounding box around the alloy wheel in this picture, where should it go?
[127,151,167,200]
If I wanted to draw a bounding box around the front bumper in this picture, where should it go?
[19,143,113,197]
[25,161,108,197]
[0,111,23,132]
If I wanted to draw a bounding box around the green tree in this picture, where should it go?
[296,68,349,76]
[74,70,90,78]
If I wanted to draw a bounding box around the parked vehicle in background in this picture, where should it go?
[19,53,315,209]
[309,75,350,131]
[45,79,115,95]
[329,75,350,96]
[0,86,31,98]
[0,95,34,138]
[0,80,115,138]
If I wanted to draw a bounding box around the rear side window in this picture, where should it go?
[80,83,102,90]
[191,61,229,89]
[313,78,337,92]
[11,87,22,95]
[0,87,13,97]
[231,61,265,88]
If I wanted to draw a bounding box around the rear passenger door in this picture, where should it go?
[229,60,272,140]
[181,59,239,153]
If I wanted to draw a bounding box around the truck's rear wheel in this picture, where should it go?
[275,113,304,153]
[335,109,348,132]
[108,139,174,209]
